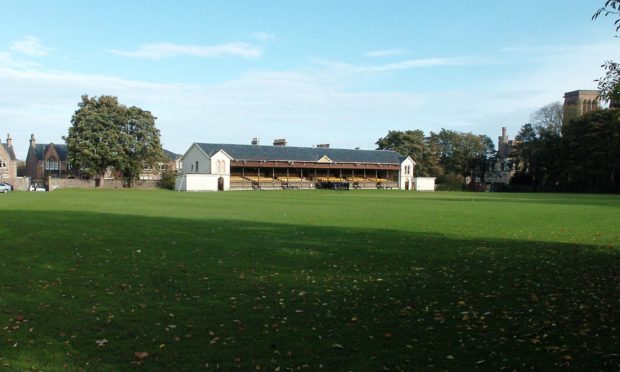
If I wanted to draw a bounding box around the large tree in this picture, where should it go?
[64,95,162,187]
[117,106,163,187]
[375,129,441,176]
[511,103,566,190]
[429,129,495,183]
[564,109,620,192]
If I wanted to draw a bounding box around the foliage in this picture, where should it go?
[376,129,495,182]
[513,100,620,192]
[117,106,163,187]
[593,1,620,106]
[563,109,620,192]
[596,61,620,107]
[64,95,163,187]
[158,170,177,190]
[435,173,465,191]
[429,129,495,182]
[0,190,618,370]
[375,130,441,176]
[592,0,620,32]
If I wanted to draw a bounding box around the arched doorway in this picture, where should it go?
[218,177,224,191]
[405,180,410,190]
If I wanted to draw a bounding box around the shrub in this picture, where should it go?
[158,170,176,190]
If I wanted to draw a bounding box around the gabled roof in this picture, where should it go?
[194,143,404,164]
[1,144,16,160]
[33,144,69,161]
[163,149,181,161]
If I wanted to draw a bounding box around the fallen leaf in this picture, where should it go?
[134,351,149,361]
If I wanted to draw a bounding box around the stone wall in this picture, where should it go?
[48,177,160,191]
[3,177,30,191]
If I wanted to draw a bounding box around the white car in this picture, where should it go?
[29,184,46,192]
[0,182,13,193]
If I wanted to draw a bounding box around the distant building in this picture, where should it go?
[0,133,17,179]
[25,134,74,181]
[487,127,518,185]
[563,90,600,124]
[139,149,182,180]
[176,141,415,191]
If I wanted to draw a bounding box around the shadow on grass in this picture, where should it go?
[0,210,618,370]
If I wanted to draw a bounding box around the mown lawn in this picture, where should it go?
[0,189,619,370]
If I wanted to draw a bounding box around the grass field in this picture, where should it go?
[0,189,619,370]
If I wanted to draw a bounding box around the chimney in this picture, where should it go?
[316,144,330,149]
[6,133,12,148]
[30,133,36,148]
[502,127,506,138]
[251,137,260,145]
[273,138,287,146]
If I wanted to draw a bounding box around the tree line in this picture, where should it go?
[512,104,620,193]
[376,129,496,190]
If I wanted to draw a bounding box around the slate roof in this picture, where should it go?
[33,144,69,161]
[1,144,16,160]
[163,149,181,160]
[195,143,405,164]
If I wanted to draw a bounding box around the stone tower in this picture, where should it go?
[563,90,600,118]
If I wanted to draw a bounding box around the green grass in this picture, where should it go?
[0,189,619,370]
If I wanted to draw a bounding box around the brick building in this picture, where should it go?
[25,134,74,181]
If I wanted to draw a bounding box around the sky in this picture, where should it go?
[1,0,618,159]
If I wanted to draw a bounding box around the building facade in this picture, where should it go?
[0,133,17,179]
[176,141,415,192]
[563,90,600,123]
[25,134,73,181]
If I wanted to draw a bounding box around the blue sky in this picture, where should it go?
[1,0,618,158]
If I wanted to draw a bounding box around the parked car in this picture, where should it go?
[0,182,13,193]
[29,183,46,192]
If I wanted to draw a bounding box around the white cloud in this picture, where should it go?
[108,42,262,59]
[365,48,408,58]
[10,36,52,57]
[250,32,275,41]
[1,39,618,159]
[360,56,494,72]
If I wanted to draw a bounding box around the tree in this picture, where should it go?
[64,95,163,187]
[592,0,620,33]
[596,61,620,108]
[564,109,620,192]
[117,106,163,187]
[511,103,574,190]
[375,130,440,176]
[531,102,563,136]
[593,1,620,107]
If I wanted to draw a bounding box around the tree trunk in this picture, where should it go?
[96,172,105,187]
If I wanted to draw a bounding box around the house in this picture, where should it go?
[139,149,182,180]
[0,133,17,179]
[176,140,416,192]
[25,134,74,181]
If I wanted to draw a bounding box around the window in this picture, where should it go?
[0,159,6,168]
[45,157,59,171]
[218,160,225,174]
[195,161,199,173]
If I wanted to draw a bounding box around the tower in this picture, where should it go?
[563,90,600,118]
